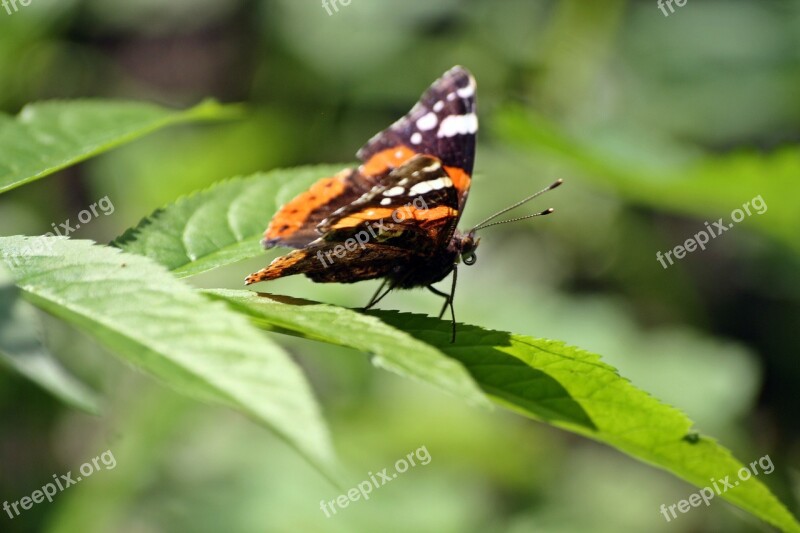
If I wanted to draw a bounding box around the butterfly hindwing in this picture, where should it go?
[243,241,415,285]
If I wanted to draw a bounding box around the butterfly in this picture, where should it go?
[245,66,561,340]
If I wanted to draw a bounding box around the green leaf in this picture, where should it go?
[215,291,799,532]
[376,311,800,533]
[0,236,336,477]
[205,289,490,408]
[0,99,240,194]
[113,165,346,278]
[0,264,99,414]
[494,107,800,254]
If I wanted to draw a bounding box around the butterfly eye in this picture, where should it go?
[463,253,477,266]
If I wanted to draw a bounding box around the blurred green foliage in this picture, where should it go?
[1,0,799,532]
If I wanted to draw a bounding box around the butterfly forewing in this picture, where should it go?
[318,155,460,252]
[356,65,477,209]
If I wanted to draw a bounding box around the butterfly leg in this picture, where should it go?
[427,285,451,318]
[365,278,393,309]
[427,265,458,342]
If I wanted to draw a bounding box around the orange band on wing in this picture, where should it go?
[443,165,471,195]
[399,205,457,221]
[331,205,457,229]
[331,208,396,228]
[360,146,417,176]
[265,169,350,240]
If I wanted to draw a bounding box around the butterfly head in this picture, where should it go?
[455,231,480,266]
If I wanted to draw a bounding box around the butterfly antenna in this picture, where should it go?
[470,179,563,232]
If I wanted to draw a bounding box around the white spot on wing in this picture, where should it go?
[437,113,478,138]
[410,132,422,144]
[433,100,445,112]
[383,186,405,197]
[416,112,438,131]
[409,182,432,195]
[457,83,475,98]
[380,197,392,206]
[409,177,453,195]
[421,161,441,172]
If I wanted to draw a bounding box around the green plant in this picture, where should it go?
[1,100,797,532]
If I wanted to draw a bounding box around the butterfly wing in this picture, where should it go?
[356,65,477,210]
[319,154,460,252]
[244,241,415,285]
[263,65,477,251]
[262,168,375,249]
[249,65,477,286]
[245,155,461,286]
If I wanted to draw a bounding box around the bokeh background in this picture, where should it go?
[1,0,799,531]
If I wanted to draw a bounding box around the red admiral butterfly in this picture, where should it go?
[246,66,561,340]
